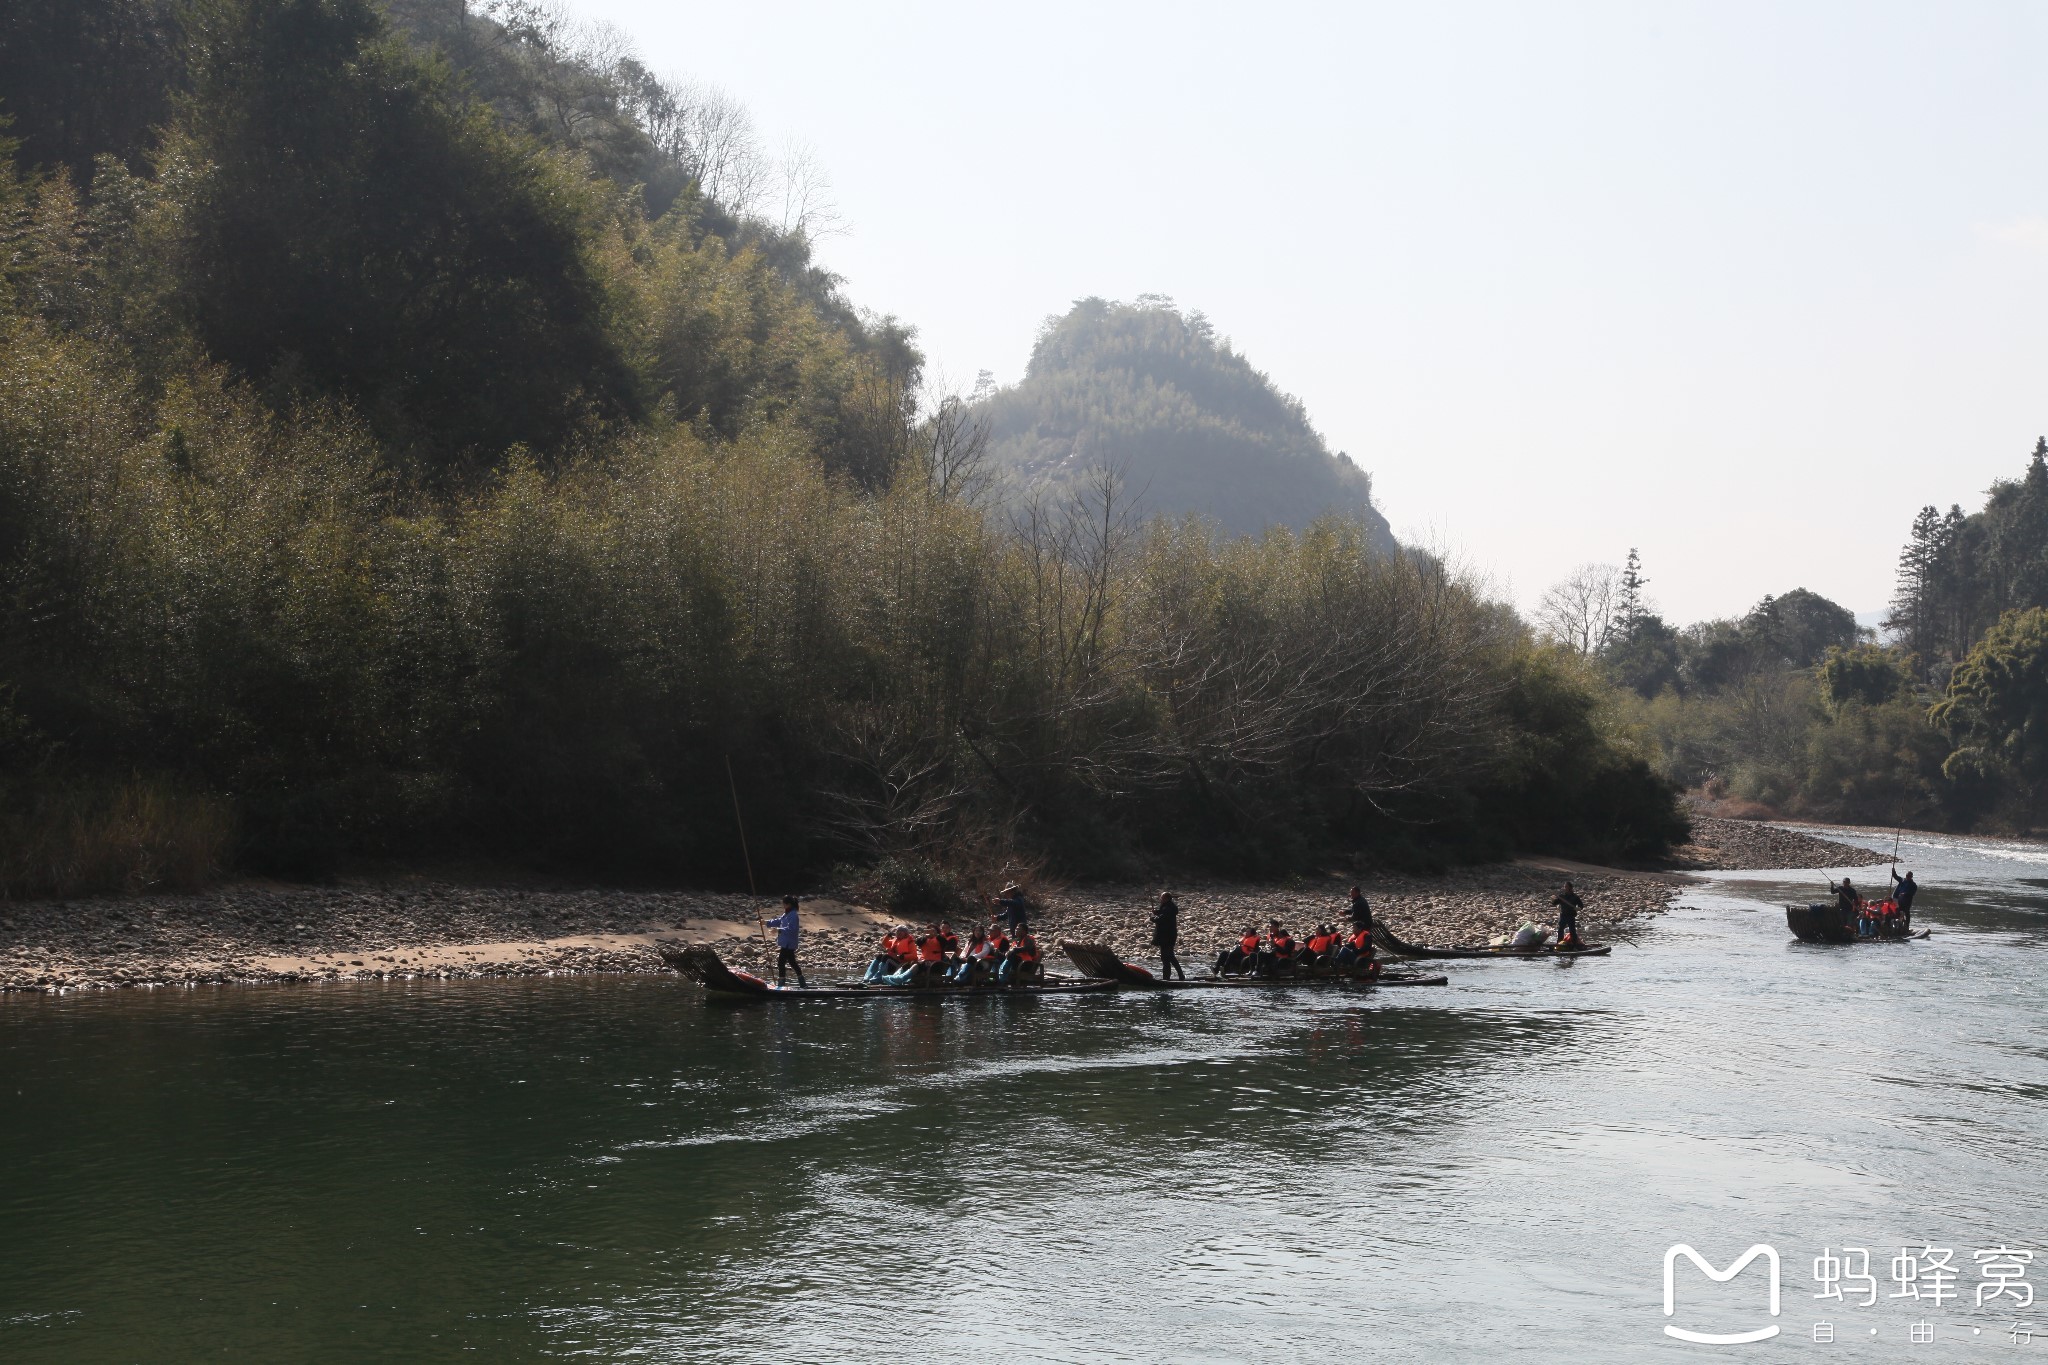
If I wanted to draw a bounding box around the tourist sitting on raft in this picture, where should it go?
[1215,926,1261,975]
[1301,925,1340,969]
[1256,921,1298,977]
[1336,923,1377,975]
[951,928,996,984]
[997,930,1043,986]
[864,926,920,982]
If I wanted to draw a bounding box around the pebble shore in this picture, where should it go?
[1672,817,1891,871]
[0,820,1890,994]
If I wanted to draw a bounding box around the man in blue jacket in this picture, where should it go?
[764,895,806,987]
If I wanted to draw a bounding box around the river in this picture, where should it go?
[4,827,2046,1362]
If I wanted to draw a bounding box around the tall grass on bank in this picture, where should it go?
[0,775,234,899]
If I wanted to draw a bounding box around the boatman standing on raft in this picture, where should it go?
[1551,881,1583,949]
[1153,892,1185,980]
[1349,885,1372,936]
[1890,869,1918,932]
[765,894,806,988]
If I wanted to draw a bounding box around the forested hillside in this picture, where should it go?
[980,297,1396,546]
[0,0,1683,898]
[1539,439,2048,834]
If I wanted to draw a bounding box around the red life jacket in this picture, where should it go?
[918,935,944,962]
[1309,933,1334,954]
[1017,938,1040,963]
[1271,933,1295,957]
[1349,929,1371,952]
[1238,933,1259,955]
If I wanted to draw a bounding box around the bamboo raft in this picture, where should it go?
[1061,942,1448,988]
[661,945,1115,1000]
[1785,904,1930,945]
[1371,922,1612,960]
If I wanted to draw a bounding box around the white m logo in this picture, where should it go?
[1663,1244,1781,1344]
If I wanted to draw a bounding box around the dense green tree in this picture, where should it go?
[1817,643,1908,713]
[1749,588,1858,668]
[1932,606,2048,810]
[0,0,186,181]
[1604,612,1682,698]
[160,0,642,468]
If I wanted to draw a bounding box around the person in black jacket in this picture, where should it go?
[1152,892,1184,980]
[1348,885,1372,934]
[1890,869,1918,931]
[1552,881,1584,948]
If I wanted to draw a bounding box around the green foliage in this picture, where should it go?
[1818,643,1908,713]
[159,0,642,469]
[979,297,1395,544]
[875,858,965,922]
[1887,438,2048,683]
[1933,607,2048,802]
[1477,646,1689,861]
[1603,613,1682,698]
[0,8,1694,887]
[0,0,186,182]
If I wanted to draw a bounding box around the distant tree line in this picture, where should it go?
[1536,438,2048,832]
[0,0,1685,897]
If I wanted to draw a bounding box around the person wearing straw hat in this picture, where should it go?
[994,882,1030,936]
[763,895,806,987]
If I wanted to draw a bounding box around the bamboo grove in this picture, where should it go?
[0,0,1684,895]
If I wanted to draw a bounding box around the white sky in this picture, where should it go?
[575,0,2048,625]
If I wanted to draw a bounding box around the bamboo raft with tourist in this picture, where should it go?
[661,876,1645,1000]
[1786,869,1930,944]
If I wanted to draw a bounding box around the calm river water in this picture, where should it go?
[4,828,2046,1362]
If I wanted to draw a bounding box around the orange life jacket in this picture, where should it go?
[1308,933,1335,954]
[1016,937,1039,963]
[918,935,944,962]
[989,935,1011,957]
[1238,933,1259,955]
[1271,933,1295,957]
[1349,929,1371,952]
[884,933,915,963]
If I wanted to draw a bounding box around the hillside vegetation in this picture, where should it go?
[0,0,1683,898]
[1540,443,2048,835]
[980,297,1395,547]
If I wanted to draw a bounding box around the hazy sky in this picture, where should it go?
[576,0,2048,625]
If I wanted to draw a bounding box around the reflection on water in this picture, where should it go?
[4,826,2047,1362]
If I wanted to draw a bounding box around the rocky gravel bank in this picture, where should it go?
[1672,818,1891,871]
[1,860,1690,994]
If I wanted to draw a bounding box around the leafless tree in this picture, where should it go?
[1536,563,1620,655]
[775,138,844,239]
[909,387,994,505]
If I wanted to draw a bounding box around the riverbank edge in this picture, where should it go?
[0,822,1885,995]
